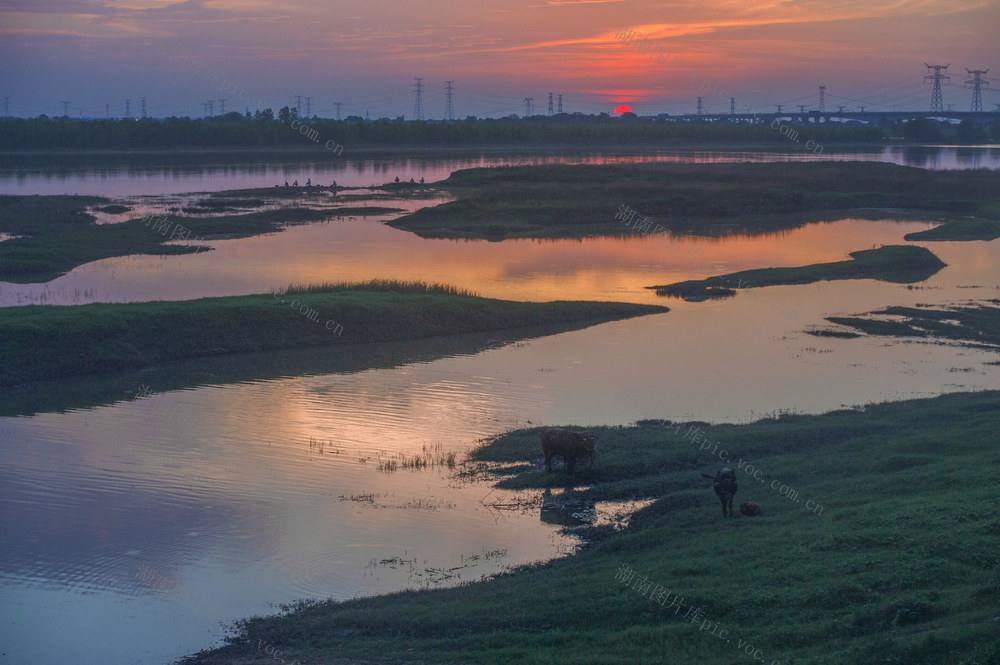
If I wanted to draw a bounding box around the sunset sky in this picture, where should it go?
[1,0,997,119]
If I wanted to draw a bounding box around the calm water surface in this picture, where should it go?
[1,146,998,196]
[1,150,999,664]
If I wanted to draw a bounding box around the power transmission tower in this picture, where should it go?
[218,99,226,115]
[730,98,735,115]
[547,92,554,115]
[304,96,312,117]
[413,78,424,120]
[859,106,866,112]
[557,94,563,113]
[207,100,214,116]
[334,102,343,120]
[523,97,533,116]
[61,100,70,116]
[141,97,147,118]
[797,105,806,113]
[818,86,826,112]
[444,81,454,121]
[965,69,989,112]
[924,63,950,113]
[776,104,783,113]
[295,95,302,117]
[697,96,703,114]
[125,99,131,118]
[837,105,845,113]
[106,103,109,118]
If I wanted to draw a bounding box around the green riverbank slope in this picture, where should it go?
[182,389,1000,665]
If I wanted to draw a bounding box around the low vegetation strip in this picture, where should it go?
[390,162,1000,240]
[650,245,946,301]
[0,193,402,283]
[0,281,667,387]
[811,301,1000,349]
[182,390,1000,665]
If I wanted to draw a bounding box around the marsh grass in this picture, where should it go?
[816,301,1000,350]
[391,162,1000,240]
[0,193,402,283]
[376,444,460,473]
[653,245,947,300]
[285,279,477,298]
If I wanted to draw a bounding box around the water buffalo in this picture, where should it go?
[540,428,596,473]
[740,501,762,517]
[702,468,738,517]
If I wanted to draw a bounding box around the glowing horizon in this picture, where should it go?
[0,0,996,119]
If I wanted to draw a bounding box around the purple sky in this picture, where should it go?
[1,0,997,119]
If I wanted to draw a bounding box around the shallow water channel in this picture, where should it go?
[1,148,999,664]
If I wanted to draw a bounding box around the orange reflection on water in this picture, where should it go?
[0,215,938,307]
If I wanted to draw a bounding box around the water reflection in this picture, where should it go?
[1,146,997,196]
[0,217,941,307]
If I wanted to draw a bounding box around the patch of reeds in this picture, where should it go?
[284,279,477,298]
[375,443,460,473]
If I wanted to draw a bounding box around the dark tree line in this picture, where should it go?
[1,111,994,150]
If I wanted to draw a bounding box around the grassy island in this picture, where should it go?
[390,162,1000,240]
[0,281,667,388]
[0,191,402,283]
[650,245,946,301]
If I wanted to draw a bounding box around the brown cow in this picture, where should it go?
[540,428,596,473]
[701,468,738,517]
[740,502,762,517]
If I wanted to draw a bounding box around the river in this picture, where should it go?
[1,147,998,665]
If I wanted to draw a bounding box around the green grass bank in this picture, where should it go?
[0,281,667,387]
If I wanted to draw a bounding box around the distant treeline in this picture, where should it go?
[0,111,995,150]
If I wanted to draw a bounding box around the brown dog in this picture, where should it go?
[739,502,762,517]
